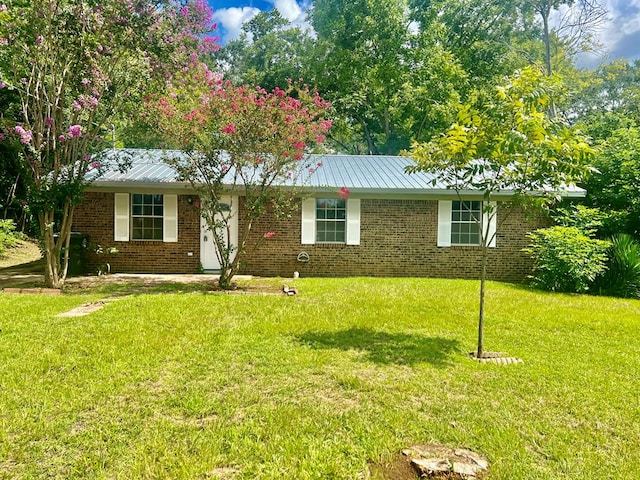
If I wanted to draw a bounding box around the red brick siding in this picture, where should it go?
[73,192,201,273]
[240,199,547,282]
[74,193,546,281]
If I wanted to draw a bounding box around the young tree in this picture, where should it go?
[153,67,332,289]
[408,66,594,358]
[0,0,217,288]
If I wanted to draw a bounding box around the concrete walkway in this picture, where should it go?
[0,261,252,290]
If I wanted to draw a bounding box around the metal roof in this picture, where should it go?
[88,148,586,197]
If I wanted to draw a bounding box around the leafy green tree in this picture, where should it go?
[409,66,594,358]
[309,0,463,154]
[214,10,315,92]
[0,0,217,287]
[409,0,539,83]
[581,127,640,236]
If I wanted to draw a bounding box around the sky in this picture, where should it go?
[208,0,640,68]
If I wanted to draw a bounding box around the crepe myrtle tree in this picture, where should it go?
[408,66,595,359]
[0,0,218,288]
[154,66,332,289]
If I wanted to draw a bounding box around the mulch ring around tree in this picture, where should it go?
[469,351,523,365]
[369,444,489,479]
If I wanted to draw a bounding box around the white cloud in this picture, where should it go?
[212,6,261,43]
[552,0,640,67]
[270,0,302,21]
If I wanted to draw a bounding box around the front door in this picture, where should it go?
[200,196,238,271]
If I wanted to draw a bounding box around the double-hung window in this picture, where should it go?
[316,198,347,243]
[451,200,481,246]
[301,197,360,245]
[131,194,164,241]
[113,193,178,243]
[437,200,496,247]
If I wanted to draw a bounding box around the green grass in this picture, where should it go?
[1,277,639,479]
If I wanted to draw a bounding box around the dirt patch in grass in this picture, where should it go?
[0,239,41,269]
[369,454,420,480]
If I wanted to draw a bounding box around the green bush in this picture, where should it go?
[525,226,611,293]
[0,219,22,258]
[594,234,640,298]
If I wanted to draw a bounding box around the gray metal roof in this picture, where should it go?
[88,148,585,197]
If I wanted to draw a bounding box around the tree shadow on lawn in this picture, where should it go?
[298,328,460,367]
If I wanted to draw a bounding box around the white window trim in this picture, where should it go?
[437,200,496,248]
[114,193,178,243]
[301,197,360,245]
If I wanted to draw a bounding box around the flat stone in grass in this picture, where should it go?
[403,444,489,478]
[57,298,119,317]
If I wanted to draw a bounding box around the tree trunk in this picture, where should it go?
[541,1,553,76]
[40,203,75,289]
[477,241,488,359]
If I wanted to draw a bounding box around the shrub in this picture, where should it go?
[594,234,640,298]
[525,226,611,293]
[0,219,22,258]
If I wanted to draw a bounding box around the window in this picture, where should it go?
[451,200,481,245]
[436,200,496,248]
[300,197,360,245]
[316,198,346,243]
[131,194,164,240]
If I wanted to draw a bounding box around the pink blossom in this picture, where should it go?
[222,123,236,134]
[317,161,323,167]
[44,117,53,126]
[0,38,7,46]
[0,133,5,141]
[68,124,82,138]
[0,5,7,12]
[338,187,351,200]
[309,167,315,174]
[58,135,66,142]
[81,78,91,85]
[315,134,326,143]
[89,161,101,170]
[82,154,92,161]
[0,81,5,89]
[14,126,32,144]
[293,153,303,161]
[263,231,276,239]
[320,119,333,131]
[293,141,305,150]
[20,200,27,207]
[72,100,82,111]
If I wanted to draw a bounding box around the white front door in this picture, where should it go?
[200,196,238,271]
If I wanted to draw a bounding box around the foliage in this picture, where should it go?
[409,0,539,82]
[0,219,22,257]
[308,0,470,154]
[551,204,607,234]
[593,234,640,299]
[153,67,332,289]
[525,226,610,293]
[2,278,640,478]
[214,10,315,92]
[409,65,595,357]
[0,0,217,288]
[580,126,640,237]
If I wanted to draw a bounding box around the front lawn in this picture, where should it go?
[1,278,638,479]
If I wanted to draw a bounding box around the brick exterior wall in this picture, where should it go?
[240,199,547,282]
[73,192,201,274]
[73,193,547,281]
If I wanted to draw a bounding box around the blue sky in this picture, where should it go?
[209,0,309,43]
[208,0,640,66]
